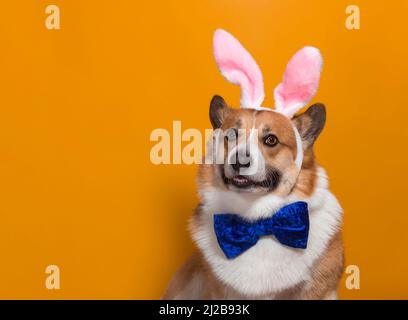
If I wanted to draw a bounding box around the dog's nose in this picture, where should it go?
[231,152,251,171]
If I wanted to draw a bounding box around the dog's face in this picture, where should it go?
[207,95,326,196]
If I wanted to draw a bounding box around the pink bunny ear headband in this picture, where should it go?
[213,29,323,169]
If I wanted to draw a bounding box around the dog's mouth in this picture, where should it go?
[221,169,281,191]
[224,174,255,188]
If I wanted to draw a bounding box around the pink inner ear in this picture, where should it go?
[213,29,264,108]
[274,46,323,118]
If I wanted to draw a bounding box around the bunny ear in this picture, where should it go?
[274,46,323,118]
[213,29,264,109]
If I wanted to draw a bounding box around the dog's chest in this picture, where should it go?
[194,218,313,295]
[192,186,342,296]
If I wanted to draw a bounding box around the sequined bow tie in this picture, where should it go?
[213,201,309,259]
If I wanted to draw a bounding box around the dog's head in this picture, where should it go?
[207,95,325,196]
[199,29,325,197]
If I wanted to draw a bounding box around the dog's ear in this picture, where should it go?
[292,103,326,149]
[210,95,230,129]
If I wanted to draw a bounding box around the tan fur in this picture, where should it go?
[300,232,344,299]
[293,149,318,197]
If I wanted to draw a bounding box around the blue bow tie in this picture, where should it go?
[214,201,309,259]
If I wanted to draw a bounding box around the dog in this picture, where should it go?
[163,29,344,300]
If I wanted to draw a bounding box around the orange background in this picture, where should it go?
[0,0,407,299]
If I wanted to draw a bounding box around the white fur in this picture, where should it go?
[192,167,343,297]
[225,128,266,179]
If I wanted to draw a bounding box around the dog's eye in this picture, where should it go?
[225,128,238,142]
[264,134,279,147]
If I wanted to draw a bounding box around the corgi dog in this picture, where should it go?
[163,29,344,300]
